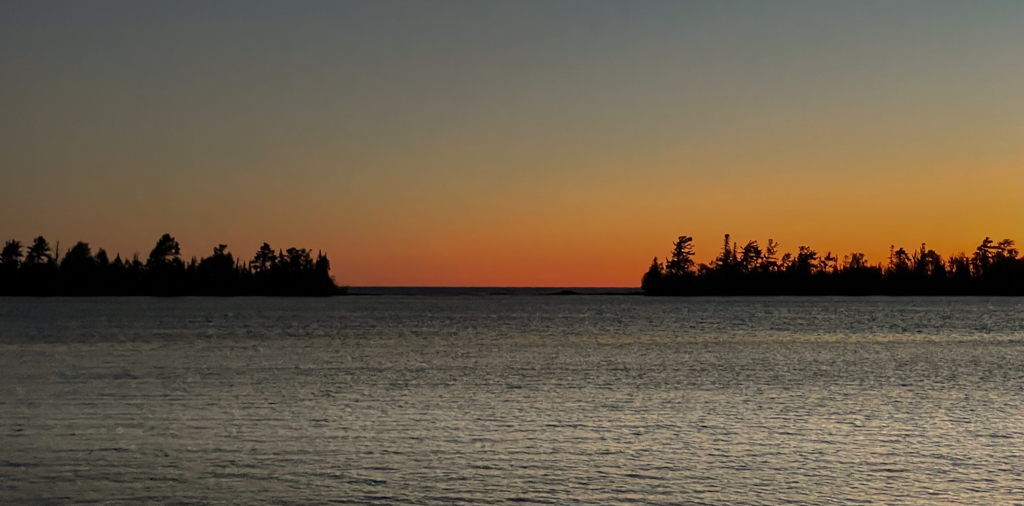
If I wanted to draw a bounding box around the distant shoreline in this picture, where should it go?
[1,234,341,297]
[641,234,1024,296]
[8,290,1024,298]
[6,230,1024,297]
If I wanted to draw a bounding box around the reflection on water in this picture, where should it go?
[2,296,1023,504]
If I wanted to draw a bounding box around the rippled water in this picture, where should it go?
[2,296,1023,504]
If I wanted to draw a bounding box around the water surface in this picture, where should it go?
[2,296,1022,504]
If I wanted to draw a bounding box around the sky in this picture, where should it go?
[1,0,1021,286]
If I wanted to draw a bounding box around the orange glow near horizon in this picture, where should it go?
[12,158,1018,287]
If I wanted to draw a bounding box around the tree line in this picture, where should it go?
[0,234,343,296]
[642,234,1024,295]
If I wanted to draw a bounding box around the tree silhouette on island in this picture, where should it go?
[0,234,342,296]
[641,234,1024,295]
[4,232,1023,296]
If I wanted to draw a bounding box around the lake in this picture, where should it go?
[1,295,1022,504]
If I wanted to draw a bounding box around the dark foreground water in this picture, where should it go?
[1,296,1023,505]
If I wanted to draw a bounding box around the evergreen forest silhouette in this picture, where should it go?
[0,234,342,296]
[5,232,1024,296]
[642,234,1024,296]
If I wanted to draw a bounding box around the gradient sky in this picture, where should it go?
[1,1,1021,286]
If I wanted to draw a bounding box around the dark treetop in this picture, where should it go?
[0,234,343,296]
[641,234,1024,296]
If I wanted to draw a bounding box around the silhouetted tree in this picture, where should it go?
[820,251,837,275]
[972,237,995,276]
[1,240,23,267]
[914,245,945,279]
[0,240,24,295]
[714,234,734,269]
[250,243,277,273]
[740,240,761,274]
[888,247,912,274]
[19,236,58,294]
[763,239,781,273]
[845,252,868,270]
[147,234,182,268]
[24,236,52,265]
[62,242,94,267]
[312,251,338,295]
[196,244,239,295]
[993,239,1018,262]
[641,257,664,293]
[60,242,98,295]
[96,249,110,267]
[145,234,186,295]
[665,236,695,276]
[779,252,793,271]
[791,246,817,275]
[983,239,1022,294]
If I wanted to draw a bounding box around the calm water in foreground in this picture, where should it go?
[1,295,1023,505]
